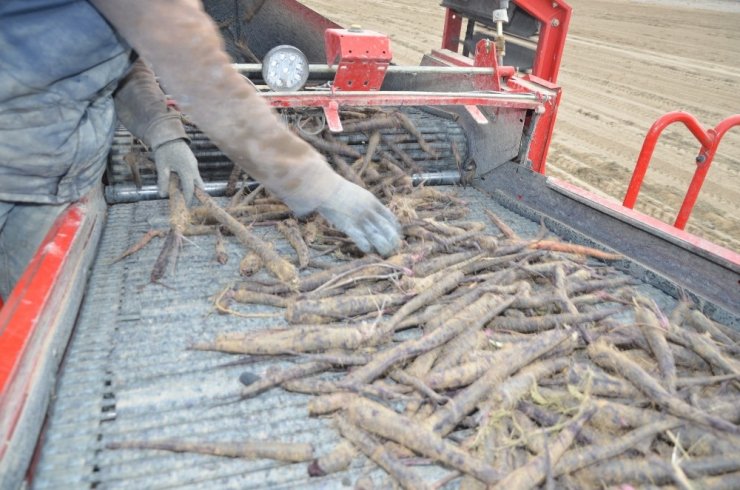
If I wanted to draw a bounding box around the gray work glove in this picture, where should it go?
[316,180,401,257]
[153,139,205,204]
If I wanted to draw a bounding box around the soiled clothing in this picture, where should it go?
[0,1,187,204]
[0,0,129,204]
[114,59,189,152]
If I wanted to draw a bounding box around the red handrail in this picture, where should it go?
[623,111,740,230]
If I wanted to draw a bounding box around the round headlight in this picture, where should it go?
[262,45,309,92]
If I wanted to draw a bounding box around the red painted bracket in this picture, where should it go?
[472,39,502,91]
[325,28,392,91]
[623,111,740,230]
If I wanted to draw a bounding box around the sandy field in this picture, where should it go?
[301,0,739,250]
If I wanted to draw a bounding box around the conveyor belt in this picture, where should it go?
[107,107,468,189]
[32,187,687,489]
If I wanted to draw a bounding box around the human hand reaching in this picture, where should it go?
[153,139,204,204]
[316,180,401,257]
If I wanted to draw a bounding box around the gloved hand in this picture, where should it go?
[316,180,401,257]
[153,139,205,204]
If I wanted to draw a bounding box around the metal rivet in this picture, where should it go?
[551,19,560,27]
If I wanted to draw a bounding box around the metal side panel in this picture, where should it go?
[32,188,694,489]
[477,162,739,324]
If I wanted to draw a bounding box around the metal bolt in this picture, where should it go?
[551,19,560,27]
[696,154,707,163]
[552,2,558,7]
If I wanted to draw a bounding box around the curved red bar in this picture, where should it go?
[623,111,740,230]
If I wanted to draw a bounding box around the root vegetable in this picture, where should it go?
[357,131,382,177]
[341,292,518,387]
[286,293,407,324]
[336,416,431,490]
[150,229,179,284]
[426,329,574,437]
[346,398,501,485]
[214,226,228,264]
[195,187,297,284]
[666,327,740,375]
[686,309,740,346]
[330,151,366,188]
[372,270,464,341]
[555,419,681,477]
[485,209,518,239]
[393,111,438,158]
[308,440,357,476]
[516,401,603,447]
[299,130,362,159]
[566,362,642,399]
[107,438,313,462]
[491,407,596,490]
[479,358,570,421]
[307,393,357,416]
[277,218,310,268]
[637,305,677,392]
[168,173,190,236]
[228,289,289,308]
[201,323,374,355]
[431,329,486,373]
[239,251,263,276]
[239,361,330,399]
[224,164,242,197]
[112,229,166,264]
[412,251,481,277]
[389,369,449,406]
[574,454,740,486]
[588,340,740,435]
[487,308,622,333]
[528,240,622,261]
[424,354,496,391]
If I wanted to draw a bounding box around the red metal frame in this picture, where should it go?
[0,200,88,461]
[440,0,572,84]
[623,111,740,230]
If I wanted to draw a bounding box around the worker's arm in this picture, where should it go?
[113,58,204,202]
[91,0,399,256]
[113,58,187,151]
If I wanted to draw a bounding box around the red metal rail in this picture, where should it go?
[623,111,740,230]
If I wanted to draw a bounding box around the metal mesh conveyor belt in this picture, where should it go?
[107,107,468,188]
[33,188,682,489]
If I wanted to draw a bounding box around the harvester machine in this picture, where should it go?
[1,0,738,488]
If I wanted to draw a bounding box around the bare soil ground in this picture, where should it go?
[301,0,740,250]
